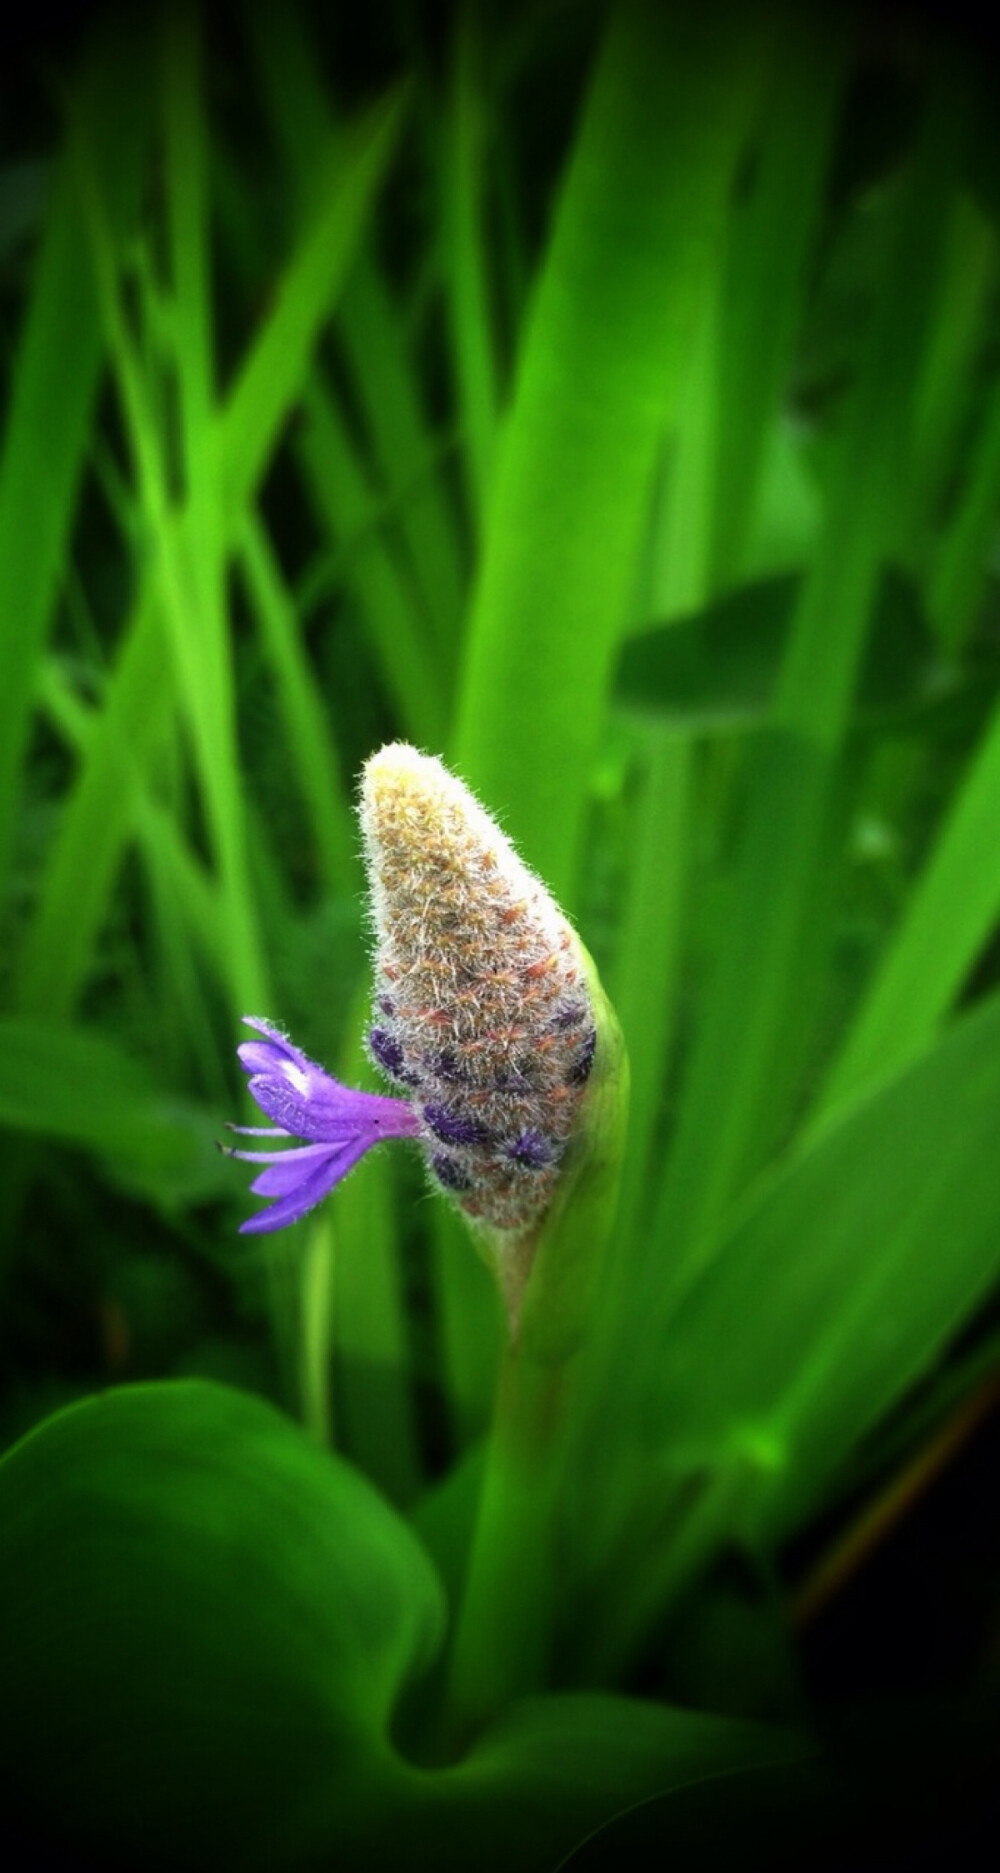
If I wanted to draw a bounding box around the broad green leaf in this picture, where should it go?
[0,1381,444,1868]
[554,1758,871,1872]
[0,1382,808,1870]
[425,1694,809,1873]
[360,1693,808,1870]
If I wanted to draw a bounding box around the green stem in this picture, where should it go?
[299,1213,335,1446]
[442,1339,570,1750]
[440,946,628,1747]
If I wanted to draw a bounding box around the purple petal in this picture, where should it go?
[240,1016,311,1061]
[247,1141,352,1198]
[237,1019,316,1080]
[239,1141,370,1234]
[226,1123,291,1139]
[236,1017,419,1146]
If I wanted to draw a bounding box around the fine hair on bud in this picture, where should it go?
[359,744,597,1234]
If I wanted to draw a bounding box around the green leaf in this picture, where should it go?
[0,1017,221,1203]
[552,1757,872,1872]
[218,83,408,516]
[614,571,945,734]
[0,1381,445,1867]
[0,1382,808,1870]
[647,988,1000,1543]
[586,990,1000,1679]
[819,686,1000,1111]
[430,1694,809,1873]
[14,597,175,1019]
[0,18,150,903]
[454,6,760,908]
[647,66,970,1281]
[708,13,845,587]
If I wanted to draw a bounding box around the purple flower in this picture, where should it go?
[223,1017,421,1234]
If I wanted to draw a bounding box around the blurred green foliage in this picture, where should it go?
[1,1,999,1864]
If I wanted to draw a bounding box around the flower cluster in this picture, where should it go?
[225,744,597,1238]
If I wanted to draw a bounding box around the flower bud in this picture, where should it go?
[359,744,600,1253]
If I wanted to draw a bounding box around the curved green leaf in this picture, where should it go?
[363,1693,808,1872]
[555,1758,871,1871]
[0,1381,445,1867]
[433,1694,808,1873]
[0,1381,809,1871]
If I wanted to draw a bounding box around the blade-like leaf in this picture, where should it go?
[0,19,150,902]
[590,990,1000,1676]
[614,571,944,734]
[648,65,969,1285]
[454,6,760,907]
[650,987,1000,1542]
[218,83,407,516]
[818,688,1000,1113]
[0,1017,221,1202]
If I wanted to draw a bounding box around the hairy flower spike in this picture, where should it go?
[359,743,597,1237]
[225,747,623,1341]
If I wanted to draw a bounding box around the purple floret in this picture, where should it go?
[369,1025,407,1078]
[430,1152,472,1193]
[550,1002,587,1030]
[422,1101,492,1148]
[507,1127,553,1169]
[224,1016,420,1234]
[567,1027,596,1086]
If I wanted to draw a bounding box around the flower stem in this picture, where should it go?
[439,949,628,1750]
[440,1336,571,1751]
